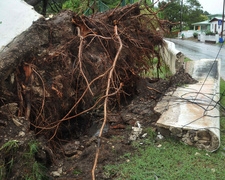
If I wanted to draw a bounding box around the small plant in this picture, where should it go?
[32,161,47,180]
[23,140,39,160]
[73,169,82,175]
[0,139,48,180]
[0,140,19,179]
[23,141,39,159]
[193,32,198,38]
[0,140,18,153]
[24,161,47,180]
[28,140,39,155]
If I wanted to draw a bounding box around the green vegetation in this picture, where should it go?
[158,0,209,31]
[73,169,82,175]
[31,162,47,180]
[62,0,88,13]
[141,57,172,80]
[104,76,225,180]
[220,78,225,150]
[62,0,142,15]
[0,140,48,180]
[28,140,39,156]
[30,0,210,33]
[184,56,192,62]
[104,137,225,179]
[0,140,19,178]
[0,140,19,153]
[205,31,217,36]
[193,32,198,38]
[220,78,225,113]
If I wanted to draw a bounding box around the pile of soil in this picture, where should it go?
[0,68,196,180]
[0,3,197,179]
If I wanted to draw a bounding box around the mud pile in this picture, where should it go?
[0,3,168,179]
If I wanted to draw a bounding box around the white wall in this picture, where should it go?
[160,40,184,75]
[0,0,42,52]
[210,21,225,34]
[178,30,197,38]
[199,34,220,43]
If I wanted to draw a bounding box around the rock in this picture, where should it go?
[63,141,80,157]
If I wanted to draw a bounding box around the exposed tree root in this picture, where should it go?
[0,3,167,177]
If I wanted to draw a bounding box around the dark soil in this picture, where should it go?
[0,67,197,180]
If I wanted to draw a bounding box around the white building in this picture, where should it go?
[191,14,225,43]
[192,14,225,35]
[209,16,225,35]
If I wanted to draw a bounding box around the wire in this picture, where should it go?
[194,42,223,101]
[182,41,224,127]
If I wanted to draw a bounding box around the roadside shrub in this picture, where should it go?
[193,32,198,38]
[205,31,216,35]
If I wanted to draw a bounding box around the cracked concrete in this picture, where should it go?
[155,59,220,152]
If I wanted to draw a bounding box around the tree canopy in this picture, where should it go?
[158,0,209,31]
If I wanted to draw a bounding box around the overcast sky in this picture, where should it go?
[198,0,224,14]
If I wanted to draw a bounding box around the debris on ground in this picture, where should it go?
[129,121,143,141]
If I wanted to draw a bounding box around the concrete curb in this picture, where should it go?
[155,59,220,152]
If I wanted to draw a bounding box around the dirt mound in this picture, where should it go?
[0,2,196,179]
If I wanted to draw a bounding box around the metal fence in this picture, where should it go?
[84,0,109,15]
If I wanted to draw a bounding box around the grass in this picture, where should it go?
[0,140,18,153]
[184,56,192,62]
[104,78,225,180]
[140,57,172,80]
[23,140,39,160]
[105,137,225,179]
[220,78,225,111]
[0,140,48,180]
[0,140,19,178]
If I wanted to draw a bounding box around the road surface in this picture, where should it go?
[166,38,225,80]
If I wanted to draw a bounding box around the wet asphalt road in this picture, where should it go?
[166,38,225,80]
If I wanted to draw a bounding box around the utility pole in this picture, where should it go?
[180,0,183,32]
[221,0,225,42]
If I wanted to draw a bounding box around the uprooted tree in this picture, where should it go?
[0,2,167,178]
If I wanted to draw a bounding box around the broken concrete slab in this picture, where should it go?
[155,59,220,152]
[0,0,42,52]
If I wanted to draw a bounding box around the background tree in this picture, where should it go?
[27,0,151,16]
[62,0,88,13]
[182,0,209,29]
[158,0,209,31]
